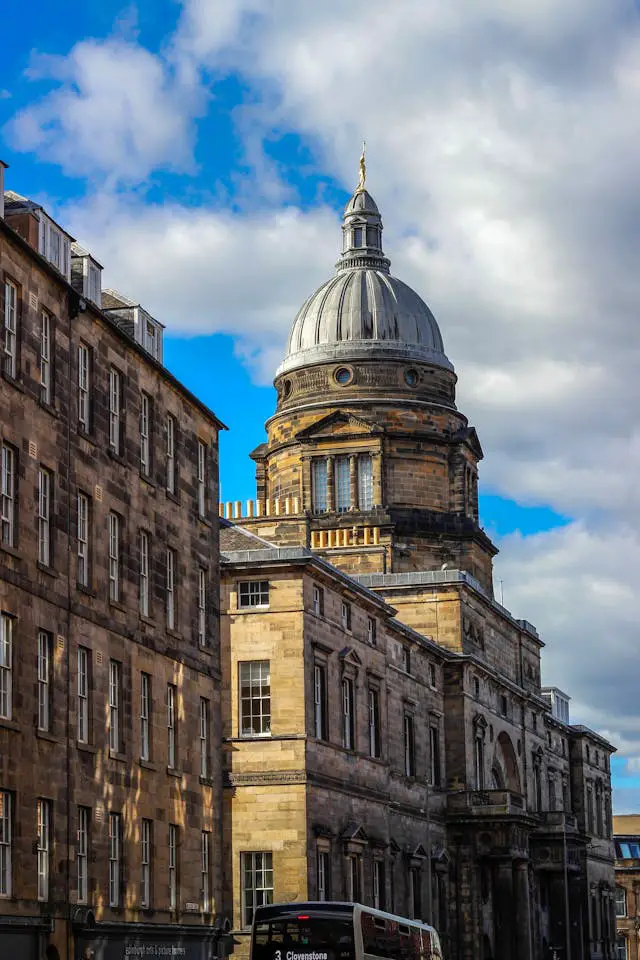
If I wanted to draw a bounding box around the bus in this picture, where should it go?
[250,902,443,960]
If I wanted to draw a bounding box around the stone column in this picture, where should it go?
[349,454,358,510]
[493,860,515,960]
[514,861,533,960]
[326,456,335,513]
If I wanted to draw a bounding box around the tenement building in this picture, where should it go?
[0,172,226,960]
[613,815,640,960]
[220,169,617,960]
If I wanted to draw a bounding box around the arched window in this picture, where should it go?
[615,885,627,918]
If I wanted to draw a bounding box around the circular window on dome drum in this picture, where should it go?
[405,368,419,387]
[334,367,353,386]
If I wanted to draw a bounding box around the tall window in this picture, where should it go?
[36,798,51,901]
[197,440,207,518]
[368,688,381,758]
[313,584,324,617]
[139,531,149,617]
[404,714,416,777]
[40,312,52,405]
[410,866,422,920]
[346,855,362,901]
[201,832,211,913]
[166,548,175,630]
[533,757,542,811]
[198,568,207,645]
[77,492,89,587]
[367,617,377,645]
[342,678,355,750]
[314,664,328,740]
[616,937,629,960]
[0,614,12,720]
[373,860,386,910]
[37,631,52,732]
[402,646,411,673]
[474,733,485,790]
[108,513,119,602]
[239,661,271,737]
[3,280,17,378]
[77,647,90,743]
[141,819,152,909]
[334,457,350,512]
[78,343,90,430]
[77,807,89,904]
[357,455,373,510]
[341,601,352,632]
[0,790,11,896]
[1,443,16,547]
[616,886,627,918]
[140,393,150,476]
[140,673,151,762]
[312,459,328,513]
[109,660,121,753]
[38,468,51,566]
[109,368,121,453]
[548,775,557,812]
[108,813,121,907]
[167,684,177,769]
[168,824,178,910]
[238,580,269,608]
[317,850,330,901]
[429,725,441,787]
[241,852,273,927]
[166,415,176,494]
[199,698,209,778]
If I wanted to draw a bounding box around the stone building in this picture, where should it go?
[613,815,640,960]
[220,175,617,960]
[0,179,226,959]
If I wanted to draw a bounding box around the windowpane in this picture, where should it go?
[140,394,150,475]
[241,851,273,928]
[404,715,416,777]
[200,698,209,778]
[317,850,329,901]
[166,549,175,630]
[166,416,175,494]
[201,831,211,913]
[238,581,269,608]
[430,726,441,786]
[4,281,17,378]
[77,807,89,903]
[1,444,16,547]
[109,813,120,907]
[334,457,350,512]
[312,585,324,617]
[198,568,207,645]
[78,343,90,430]
[368,688,381,758]
[108,514,119,602]
[0,790,12,896]
[37,631,51,732]
[77,647,89,743]
[77,492,89,587]
[109,661,120,753]
[169,824,178,910]
[0,615,13,721]
[357,455,373,510]
[36,799,50,901]
[167,684,177,768]
[40,312,51,405]
[314,664,327,740]
[342,678,354,750]
[140,673,150,762]
[139,531,149,617]
[197,440,207,518]
[312,459,328,513]
[141,819,152,908]
[38,469,51,566]
[109,368,120,453]
[616,886,627,917]
[239,661,271,736]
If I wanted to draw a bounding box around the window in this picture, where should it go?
[313,584,324,617]
[77,647,90,743]
[87,264,101,305]
[197,440,207,517]
[473,677,480,699]
[38,468,51,566]
[109,368,121,453]
[410,866,422,920]
[317,849,330,901]
[3,280,17,378]
[0,614,12,720]
[36,798,51,901]
[616,886,627,918]
[109,660,121,753]
[314,664,328,740]
[238,580,270,608]
[199,698,209,778]
[1,443,16,547]
[341,601,352,632]
[140,673,151,762]
[141,819,152,909]
[78,343,90,430]
[368,688,381,758]
[167,684,177,769]
[548,775,557,811]
[166,549,175,629]
[166,415,176,494]
[532,712,537,732]
[108,813,121,907]
[198,568,207,645]
[334,456,350,512]
[312,459,328,513]
[40,312,52,405]
[77,807,89,904]
[404,714,416,777]
[341,678,355,750]
[145,320,159,359]
[499,694,508,717]
[239,661,271,737]
[474,733,485,790]
[373,860,386,910]
[169,824,178,911]
[429,725,441,786]
[357,455,373,510]
[402,646,411,674]
[616,937,629,960]
[140,393,150,476]
[533,757,542,811]
[429,663,437,688]
[108,513,120,602]
[0,790,11,896]
[37,631,52,732]
[139,531,149,617]
[241,851,273,928]
[201,832,211,913]
[367,617,377,645]
[346,855,362,901]
[77,492,90,587]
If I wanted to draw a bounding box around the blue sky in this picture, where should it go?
[2,0,640,808]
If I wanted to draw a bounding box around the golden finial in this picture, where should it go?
[356,141,366,193]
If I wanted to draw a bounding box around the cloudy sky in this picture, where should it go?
[3,0,640,808]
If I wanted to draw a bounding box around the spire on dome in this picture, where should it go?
[339,160,390,273]
[355,141,366,194]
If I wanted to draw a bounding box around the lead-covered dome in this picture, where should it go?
[277,183,453,376]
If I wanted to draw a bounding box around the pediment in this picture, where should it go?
[341,821,368,843]
[296,411,384,442]
[339,646,362,667]
[410,843,428,859]
[452,425,484,460]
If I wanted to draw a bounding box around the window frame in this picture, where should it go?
[77,647,90,744]
[140,393,151,476]
[166,548,176,630]
[77,491,90,587]
[0,614,13,721]
[317,848,330,902]
[108,513,120,603]
[373,858,386,911]
[38,467,52,566]
[139,530,149,618]
[0,443,16,548]
[404,713,416,778]
[241,851,273,929]
[367,617,377,646]
[77,806,89,904]
[197,439,207,518]
[341,677,355,751]
[168,823,178,911]
[37,630,52,732]
[239,660,271,738]
[108,812,121,907]
[311,458,328,513]
[141,818,152,909]
[108,367,121,454]
[40,310,52,406]
[312,584,324,617]
[166,415,176,494]
[36,797,51,901]
[3,279,18,379]
[429,723,442,787]
[238,580,270,609]
[368,687,381,759]
[334,456,351,513]
[77,342,91,431]
[357,454,373,510]
[0,790,12,897]
[616,886,627,918]
[167,683,177,769]
[140,672,151,762]
[109,660,121,753]
[199,697,209,779]
[198,568,207,645]
[341,601,352,632]
[201,831,211,914]
[313,662,328,741]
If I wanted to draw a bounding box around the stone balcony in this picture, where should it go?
[447,789,527,817]
[537,810,579,833]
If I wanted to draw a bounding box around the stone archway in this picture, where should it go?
[492,731,521,793]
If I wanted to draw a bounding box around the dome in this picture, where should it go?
[277,180,452,377]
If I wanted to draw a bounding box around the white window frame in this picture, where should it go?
[314,664,327,740]
[77,806,89,904]
[0,614,12,721]
[169,823,178,911]
[342,678,354,750]
[429,724,441,787]
[40,311,51,405]
[404,713,416,777]
[108,812,120,907]
[197,440,206,518]
[1,443,15,547]
[109,660,120,753]
[241,851,273,928]
[311,459,328,513]
[38,468,51,566]
[312,584,324,617]
[334,456,351,513]
[140,393,150,476]
[238,580,269,609]
[37,798,51,901]
[77,647,89,743]
[166,415,175,494]
[77,492,89,587]
[108,513,119,602]
[616,886,627,918]
[373,859,384,910]
[198,568,207,645]
[201,831,211,913]
[167,684,176,769]
[108,368,121,453]
[78,343,90,430]
[0,790,11,897]
[139,531,149,618]
[317,849,329,902]
[239,661,271,737]
[140,673,150,762]
[368,687,381,759]
[37,631,51,732]
[199,698,209,779]
[87,263,101,306]
[474,733,485,790]
[166,548,175,630]
[341,601,351,632]
[367,617,376,645]
[141,818,151,908]
[357,454,373,510]
[4,280,17,379]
